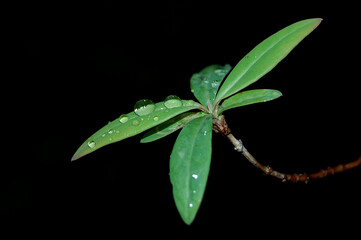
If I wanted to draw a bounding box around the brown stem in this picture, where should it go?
[215,115,361,183]
[227,133,361,183]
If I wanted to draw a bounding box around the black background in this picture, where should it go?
[5,0,360,237]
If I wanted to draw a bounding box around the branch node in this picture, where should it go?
[233,139,244,153]
[264,166,273,175]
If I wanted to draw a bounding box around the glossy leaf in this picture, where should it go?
[170,115,212,225]
[218,89,282,114]
[215,18,322,103]
[140,112,205,143]
[72,100,200,161]
[190,64,231,108]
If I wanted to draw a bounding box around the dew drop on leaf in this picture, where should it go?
[183,100,195,107]
[134,99,155,116]
[214,69,227,77]
[153,116,159,121]
[88,141,96,149]
[132,119,140,126]
[164,95,182,109]
[119,114,129,123]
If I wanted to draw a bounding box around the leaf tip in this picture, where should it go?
[71,152,81,162]
[183,218,194,225]
[178,209,196,225]
[139,138,149,144]
[71,144,87,161]
[274,90,283,97]
[308,18,323,29]
[315,18,323,26]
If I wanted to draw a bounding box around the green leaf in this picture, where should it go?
[71,100,200,161]
[170,115,212,225]
[140,112,205,143]
[190,64,231,108]
[218,89,282,114]
[215,18,322,103]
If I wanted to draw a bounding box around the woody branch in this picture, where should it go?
[213,115,361,183]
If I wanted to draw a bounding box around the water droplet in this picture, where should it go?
[132,119,140,126]
[88,141,96,148]
[108,129,114,134]
[119,114,129,123]
[214,69,226,77]
[189,203,193,208]
[164,95,182,109]
[203,130,207,136]
[153,116,159,121]
[192,190,197,194]
[134,99,155,116]
[211,82,218,88]
[183,100,195,107]
[192,174,199,179]
[101,133,106,137]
